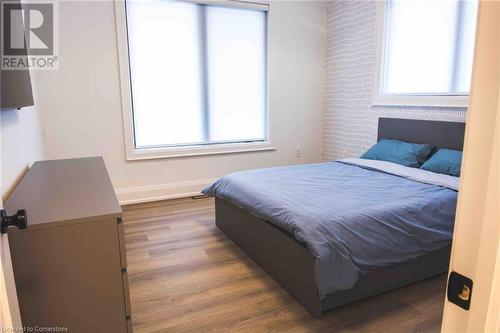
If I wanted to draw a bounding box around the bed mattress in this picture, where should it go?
[203,158,458,298]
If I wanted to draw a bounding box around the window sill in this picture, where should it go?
[372,94,469,108]
[126,141,276,161]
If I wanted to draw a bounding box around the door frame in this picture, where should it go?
[0,230,22,329]
[441,1,500,332]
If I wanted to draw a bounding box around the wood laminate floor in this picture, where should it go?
[123,197,447,333]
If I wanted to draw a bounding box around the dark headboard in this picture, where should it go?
[377,118,466,151]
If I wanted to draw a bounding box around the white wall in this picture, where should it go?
[323,1,467,161]
[1,105,44,198]
[35,0,326,204]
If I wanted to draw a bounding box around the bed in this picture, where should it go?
[204,118,466,317]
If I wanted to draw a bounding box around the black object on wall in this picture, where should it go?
[0,0,35,111]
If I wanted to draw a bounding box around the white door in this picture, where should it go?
[441,1,500,332]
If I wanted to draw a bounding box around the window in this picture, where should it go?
[373,0,478,107]
[116,0,270,159]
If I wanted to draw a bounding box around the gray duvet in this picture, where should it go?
[202,158,458,298]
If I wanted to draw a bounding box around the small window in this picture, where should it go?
[117,0,270,159]
[373,0,479,107]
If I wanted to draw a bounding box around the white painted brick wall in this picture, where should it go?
[323,0,467,161]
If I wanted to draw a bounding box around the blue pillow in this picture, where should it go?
[420,148,462,177]
[361,139,434,168]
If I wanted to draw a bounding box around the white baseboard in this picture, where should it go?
[115,178,216,205]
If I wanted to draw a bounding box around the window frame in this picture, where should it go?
[372,0,477,108]
[115,0,273,161]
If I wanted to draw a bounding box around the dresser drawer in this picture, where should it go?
[9,218,129,332]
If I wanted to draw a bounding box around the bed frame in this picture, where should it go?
[215,118,466,317]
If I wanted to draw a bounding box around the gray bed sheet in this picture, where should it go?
[202,158,458,298]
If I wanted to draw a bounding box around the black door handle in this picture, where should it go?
[0,209,27,234]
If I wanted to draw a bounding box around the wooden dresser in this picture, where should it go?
[5,157,132,333]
